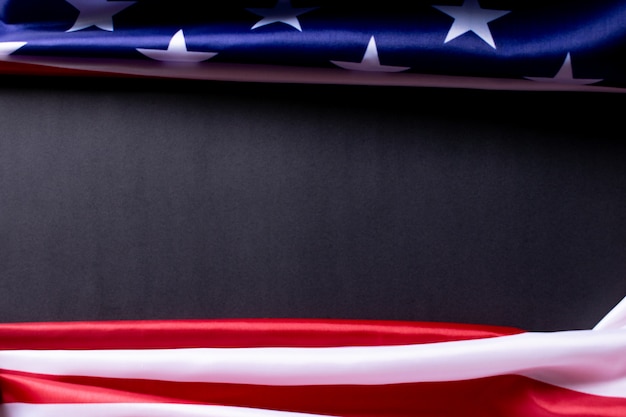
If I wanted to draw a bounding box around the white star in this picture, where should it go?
[247,0,317,31]
[136,29,218,63]
[433,0,510,49]
[0,42,27,56]
[65,0,135,32]
[331,36,410,73]
[524,53,603,85]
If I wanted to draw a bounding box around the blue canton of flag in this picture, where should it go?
[0,0,624,91]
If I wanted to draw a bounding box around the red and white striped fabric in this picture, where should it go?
[1,296,625,417]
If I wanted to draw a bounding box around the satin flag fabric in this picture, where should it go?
[1,296,625,417]
[0,0,625,92]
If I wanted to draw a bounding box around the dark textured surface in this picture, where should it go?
[0,75,624,330]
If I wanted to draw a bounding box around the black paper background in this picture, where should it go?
[0,75,624,331]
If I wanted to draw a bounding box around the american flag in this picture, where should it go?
[0,296,625,417]
[2,3,626,416]
[0,0,624,91]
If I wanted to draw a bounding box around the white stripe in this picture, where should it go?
[1,329,625,398]
[1,403,338,417]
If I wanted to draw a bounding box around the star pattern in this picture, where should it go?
[247,0,317,31]
[331,36,410,72]
[65,0,136,32]
[136,30,218,62]
[0,3,621,91]
[524,53,603,85]
[433,0,510,49]
[0,41,27,56]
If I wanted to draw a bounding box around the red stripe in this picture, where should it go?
[2,369,625,417]
[0,319,521,350]
[0,60,139,79]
